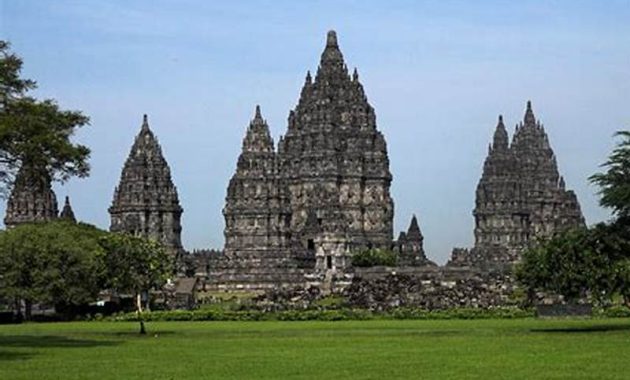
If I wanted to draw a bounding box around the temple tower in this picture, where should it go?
[278,30,394,271]
[4,164,58,228]
[59,196,76,222]
[396,215,432,266]
[223,106,291,267]
[465,101,584,266]
[109,115,183,257]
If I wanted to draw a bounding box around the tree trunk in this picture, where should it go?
[624,295,630,310]
[24,299,32,321]
[136,293,146,335]
[14,297,23,323]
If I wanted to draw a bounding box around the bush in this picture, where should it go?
[107,307,535,322]
[352,249,397,267]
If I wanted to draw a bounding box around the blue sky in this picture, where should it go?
[1,0,629,263]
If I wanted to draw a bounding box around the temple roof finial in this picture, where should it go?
[254,105,262,120]
[59,195,76,222]
[524,100,536,125]
[352,68,359,81]
[141,114,150,131]
[326,30,338,47]
[407,214,423,241]
[492,114,509,151]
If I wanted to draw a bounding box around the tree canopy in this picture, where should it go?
[518,130,630,308]
[590,131,630,222]
[0,221,106,319]
[0,40,90,196]
[0,221,171,322]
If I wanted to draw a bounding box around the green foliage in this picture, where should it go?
[107,306,533,322]
[351,248,398,267]
[0,221,172,321]
[98,233,173,297]
[518,223,630,304]
[0,40,90,194]
[590,131,630,220]
[0,221,106,317]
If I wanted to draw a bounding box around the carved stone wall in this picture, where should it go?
[452,102,585,267]
[109,115,183,258]
[4,164,58,228]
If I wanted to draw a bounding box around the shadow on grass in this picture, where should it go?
[0,335,120,349]
[531,324,630,333]
[0,350,34,361]
[109,330,178,338]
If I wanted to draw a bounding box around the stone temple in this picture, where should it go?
[222,30,398,275]
[109,115,184,259]
[4,164,59,228]
[3,31,588,300]
[449,102,585,267]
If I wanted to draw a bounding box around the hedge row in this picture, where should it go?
[105,307,535,322]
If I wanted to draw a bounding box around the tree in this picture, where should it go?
[590,131,630,223]
[517,225,630,305]
[518,131,630,308]
[0,221,106,320]
[0,41,90,196]
[99,233,172,334]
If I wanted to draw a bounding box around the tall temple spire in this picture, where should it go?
[59,195,76,222]
[109,115,183,257]
[459,103,585,268]
[492,115,509,151]
[524,100,536,125]
[4,164,58,228]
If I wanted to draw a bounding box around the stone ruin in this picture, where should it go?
[4,162,76,228]
[448,102,584,269]
[108,115,184,261]
[3,30,587,309]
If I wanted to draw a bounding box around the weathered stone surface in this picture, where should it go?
[109,115,183,259]
[344,269,517,310]
[450,102,585,267]
[393,215,435,266]
[220,30,398,279]
[4,164,58,228]
[223,106,292,268]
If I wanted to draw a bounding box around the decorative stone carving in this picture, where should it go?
[109,115,184,259]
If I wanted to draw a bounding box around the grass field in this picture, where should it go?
[1,318,630,379]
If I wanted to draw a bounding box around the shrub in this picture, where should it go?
[352,249,398,267]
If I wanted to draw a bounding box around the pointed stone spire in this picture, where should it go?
[305,70,312,84]
[352,68,359,81]
[254,104,263,122]
[406,214,423,242]
[4,164,58,228]
[109,115,183,256]
[59,196,76,222]
[559,176,566,190]
[243,105,274,153]
[524,100,536,125]
[318,30,346,78]
[141,114,149,131]
[492,115,509,151]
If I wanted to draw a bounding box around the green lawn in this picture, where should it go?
[1,318,629,379]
